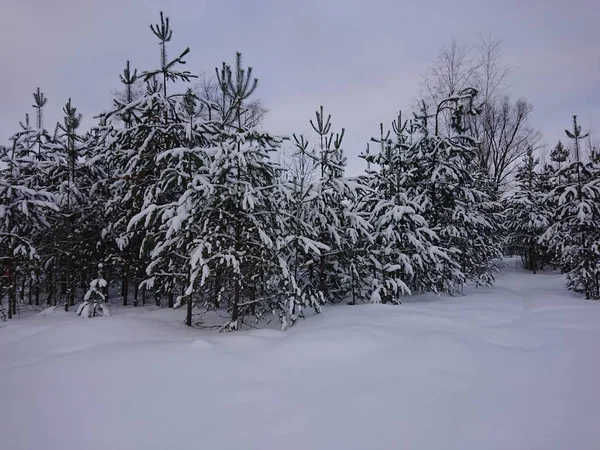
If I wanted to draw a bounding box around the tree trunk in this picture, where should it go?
[35,278,40,306]
[80,270,87,292]
[7,261,15,320]
[27,277,33,305]
[122,268,129,306]
[46,270,54,306]
[103,267,109,304]
[319,255,326,296]
[133,281,139,307]
[231,276,240,325]
[20,276,25,305]
[186,294,193,327]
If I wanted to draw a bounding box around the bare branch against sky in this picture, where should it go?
[1,0,598,174]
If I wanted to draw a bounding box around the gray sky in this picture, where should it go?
[1,0,598,174]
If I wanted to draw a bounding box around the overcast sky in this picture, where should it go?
[1,0,598,174]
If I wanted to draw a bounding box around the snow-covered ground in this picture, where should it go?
[1,263,599,450]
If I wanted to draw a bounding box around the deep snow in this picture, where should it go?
[1,264,599,450]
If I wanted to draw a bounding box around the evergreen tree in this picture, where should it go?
[542,116,600,299]
[551,140,569,169]
[504,148,551,272]
[359,112,456,303]
[101,12,196,308]
[77,263,109,318]
[407,90,502,288]
[0,129,56,318]
[132,53,324,330]
[292,107,371,303]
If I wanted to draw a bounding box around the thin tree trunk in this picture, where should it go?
[185,275,193,327]
[7,260,15,319]
[46,269,54,306]
[28,277,32,305]
[133,281,139,307]
[122,267,129,306]
[35,274,40,306]
[103,265,109,304]
[186,296,193,326]
[231,276,240,325]
[319,255,326,297]
[20,276,25,305]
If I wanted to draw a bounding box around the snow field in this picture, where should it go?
[0,266,599,450]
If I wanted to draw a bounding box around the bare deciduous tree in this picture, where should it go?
[193,72,268,129]
[421,40,478,109]
[420,35,540,192]
[479,97,541,187]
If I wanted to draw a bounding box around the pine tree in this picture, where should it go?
[101,12,196,308]
[551,140,569,169]
[407,90,502,288]
[359,112,456,303]
[134,54,328,329]
[146,11,194,124]
[116,61,139,128]
[542,116,600,299]
[0,127,56,318]
[504,148,551,272]
[77,263,109,318]
[292,107,371,304]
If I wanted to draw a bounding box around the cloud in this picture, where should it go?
[1,0,598,169]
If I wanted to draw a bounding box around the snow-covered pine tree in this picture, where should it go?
[77,263,109,318]
[291,107,371,304]
[100,61,146,307]
[116,61,140,129]
[31,88,50,159]
[542,116,600,299]
[550,141,570,183]
[45,99,89,311]
[407,89,502,288]
[101,12,196,308]
[503,147,551,273]
[279,134,328,309]
[529,145,566,270]
[16,89,62,307]
[135,53,325,330]
[537,162,557,198]
[130,88,221,321]
[24,96,105,312]
[0,126,56,318]
[359,113,456,303]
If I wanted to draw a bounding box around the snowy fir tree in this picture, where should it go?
[130,52,326,330]
[0,135,56,318]
[542,116,600,299]
[550,140,570,181]
[359,112,457,303]
[405,90,503,288]
[503,147,551,273]
[291,107,371,304]
[99,11,197,308]
[45,98,107,311]
[77,263,110,318]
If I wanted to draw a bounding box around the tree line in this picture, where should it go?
[1,12,598,328]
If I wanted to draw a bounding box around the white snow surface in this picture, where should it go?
[1,264,599,450]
